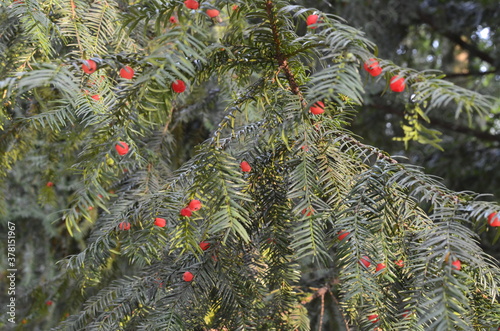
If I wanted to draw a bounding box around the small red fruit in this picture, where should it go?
[115,141,129,156]
[452,259,461,271]
[395,259,404,268]
[301,208,313,216]
[46,181,54,187]
[337,231,349,241]
[402,310,410,318]
[184,0,199,10]
[82,60,97,74]
[359,256,371,268]
[310,101,325,115]
[180,207,192,217]
[91,94,100,100]
[120,66,134,79]
[368,314,379,323]
[169,16,178,24]
[232,5,239,11]
[46,300,53,306]
[206,9,220,18]
[363,58,383,77]
[199,241,210,251]
[188,199,202,211]
[240,161,251,172]
[119,221,131,230]
[488,212,500,227]
[183,271,194,282]
[306,14,319,28]
[390,75,406,92]
[171,79,186,93]
[376,263,386,272]
[154,217,166,227]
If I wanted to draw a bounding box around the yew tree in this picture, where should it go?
[1,0,499,330]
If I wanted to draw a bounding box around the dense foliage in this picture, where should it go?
[1,0,499,330]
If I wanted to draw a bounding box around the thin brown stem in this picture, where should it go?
[328,290,351,331]
[265,0,307,107]
[318,287,326,331]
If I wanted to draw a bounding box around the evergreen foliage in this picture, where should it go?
[0,0,499,330]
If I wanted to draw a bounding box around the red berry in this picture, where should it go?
[488,212,500,227]
[395,259,404,268]
[184,0,199,10]
[309,101,325,115]
[359,256,371,268]
[88,206,94,211]
[115,141,129,156]
[390,76,406,92]
[337,231,349,241]
[306,14,319,28]
[154,217,166,227]
[402,310,410,318]
[82,60,97,74]
[119,221,131,230]
[301,208,313,216]
[206,9,220,18]
[376,263,386,272]
[46,181,54,187]
[240,161,251,172]
[169,16,178,24]
[188,199,202,211]
[452,259,461,271]
[180,207,192,217]
[91,94,100,100]
[46,300,53,306]
[171,79,186,93]
[232,5,239,11]
[363,58,383,77]
[368,314,379,323]
[120,66,134,79]
[183,271,194,282]
[199,241,210,251]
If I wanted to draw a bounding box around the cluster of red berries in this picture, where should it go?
[363,58,406,92]
[305,13,406,94]
[183,0,222,18]
[180,199,202,217]
[82,60,135,80]
[358,256,398,278]
[117,216,167,231]
[82,59,188,108]
[182,241,211,283]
